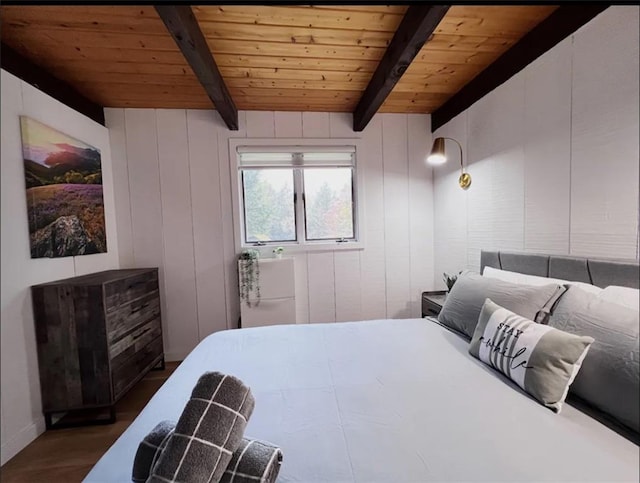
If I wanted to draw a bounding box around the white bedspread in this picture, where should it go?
[85,319,639,482]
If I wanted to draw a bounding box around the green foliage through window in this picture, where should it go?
[241,166,356,245]
[304,168,354,240]
[242,169,295,242]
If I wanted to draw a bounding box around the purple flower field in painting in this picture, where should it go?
[27,184,107,256]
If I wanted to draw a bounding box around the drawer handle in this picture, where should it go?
[133,327,151,341]
[127,280,148,290]
[131,302,151,314]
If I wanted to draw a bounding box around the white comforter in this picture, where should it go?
[85,319,639,482]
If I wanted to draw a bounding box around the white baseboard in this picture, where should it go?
[1,416,45,466]
[164,351,187,362]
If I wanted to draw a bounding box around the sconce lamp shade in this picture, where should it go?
[427,136,472,190]
[427,137,447,165]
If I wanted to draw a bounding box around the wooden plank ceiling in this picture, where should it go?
[0,5,557,113]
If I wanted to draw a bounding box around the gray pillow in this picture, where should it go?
[470,299,594,412]
[438,272,566,339]
[549,286,640,433]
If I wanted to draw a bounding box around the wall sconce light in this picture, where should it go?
[427,137,472,190]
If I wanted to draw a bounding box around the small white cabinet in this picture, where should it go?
[239,257,296,328]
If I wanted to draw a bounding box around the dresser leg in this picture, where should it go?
[151,356,165,371]
[43,406,116,429]
[44,413,53,430]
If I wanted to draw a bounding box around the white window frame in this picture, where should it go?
[229,138,366,254]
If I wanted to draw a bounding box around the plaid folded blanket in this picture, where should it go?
[132,420,175,483]
[147,372,255,483]
[133,421,282,483]
[220,437,283,483]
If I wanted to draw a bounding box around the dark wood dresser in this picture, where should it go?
[31,268,164,429]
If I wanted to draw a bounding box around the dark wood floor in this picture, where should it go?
[1,362,179,483]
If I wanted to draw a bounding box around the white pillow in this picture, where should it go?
[597,286,639,311]
[482,266,602,295]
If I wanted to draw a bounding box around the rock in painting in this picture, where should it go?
[31,215,99,258]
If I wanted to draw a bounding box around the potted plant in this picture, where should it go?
[273,246,284,259]
[239,249,260,307]
[443,272,460,292]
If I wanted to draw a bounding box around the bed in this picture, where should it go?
[85,251,640,483]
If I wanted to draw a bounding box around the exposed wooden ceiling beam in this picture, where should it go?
[1,42,105,125]
[353,5,450,132]
[155,5,238,130]
[431,5,610,132]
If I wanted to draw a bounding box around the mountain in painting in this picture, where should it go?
[23,144,102,188]
[44,143,101,171]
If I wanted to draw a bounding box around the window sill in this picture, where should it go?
[241,241,364,257]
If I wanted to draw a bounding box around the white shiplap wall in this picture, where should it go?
[1,70,119,464]
[433,6,640,283]
[570,7,640,258]
[105,110,435,360]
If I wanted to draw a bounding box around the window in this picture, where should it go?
[242,168,296,243]
[236,146,359,248]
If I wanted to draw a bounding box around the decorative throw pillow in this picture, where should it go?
[133,420,283,483]
[549,286,639,433]
[438,272,566,339]
[148,372,255,483]
[469,299,594,412]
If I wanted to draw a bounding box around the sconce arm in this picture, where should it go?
[440,137,464,174]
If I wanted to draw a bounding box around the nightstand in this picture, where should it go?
[421,290,447,317]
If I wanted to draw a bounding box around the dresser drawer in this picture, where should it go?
[241,297,296,328]
[104,270,158,313]
[112,336,163,400]
[106,291,160,344]
[109,317,162,362]
[421,291,447,318]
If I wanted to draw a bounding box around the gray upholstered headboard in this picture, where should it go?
[480,250,639,289]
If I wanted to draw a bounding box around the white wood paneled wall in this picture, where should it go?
[382,116,411,318]
[466,70,526,271]
[1,70,119,464]
[433,6,639,283]
[432,113,469,280]
[570,7,640,258]
[523,38,572,255]
[106,109,435,360]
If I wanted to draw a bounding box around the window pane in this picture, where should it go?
[242,169,295,242]
[304,168,354,240]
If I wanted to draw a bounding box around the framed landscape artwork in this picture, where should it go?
[20,116,107,258]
